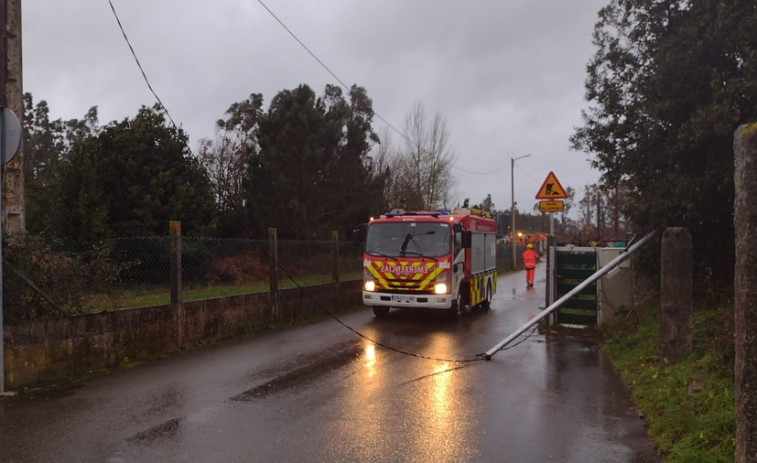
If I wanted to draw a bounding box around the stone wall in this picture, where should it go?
[3,281,362,389]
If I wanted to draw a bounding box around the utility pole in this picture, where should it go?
[1,0,25,233]
[510,154,531,269]
[1,0,23,394]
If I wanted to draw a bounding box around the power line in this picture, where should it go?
[107,0,187,152]
[256,0,406,141]
[255,0,516,177]
[454,163,510,175]
[111,0,497,175]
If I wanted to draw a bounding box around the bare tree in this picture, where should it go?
[197,93,263,214]
[197,129,251,213]
[371,126,402,211]
[391,101,456,210]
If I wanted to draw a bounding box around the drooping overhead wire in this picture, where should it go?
[109,0,503,175]
[255,0,513,176]
[455,164,510,175]
[107,0,188,152]
[255,0,406,142]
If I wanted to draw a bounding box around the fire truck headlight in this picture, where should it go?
[364,280,376,292]
[434,283,448,295]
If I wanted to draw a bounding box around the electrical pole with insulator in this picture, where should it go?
[1,0,24,394]
[1,0,25,234]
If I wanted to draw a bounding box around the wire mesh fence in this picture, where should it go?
[2,233,364,323]
[3,230,530,323]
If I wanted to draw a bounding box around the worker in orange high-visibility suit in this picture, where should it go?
[522,243,539,288]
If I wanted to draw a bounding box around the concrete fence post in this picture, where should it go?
[734,123,757,463]
[268,227,278,322]
[660,227,692,363]
[169,221,184,346]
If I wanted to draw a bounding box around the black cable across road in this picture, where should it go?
[275,262,480,363]
[276,262,540,364]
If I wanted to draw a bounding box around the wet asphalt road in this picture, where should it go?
[0,263,659,462]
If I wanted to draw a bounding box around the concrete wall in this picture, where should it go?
[3,281,362,389]
[597,247,633,324]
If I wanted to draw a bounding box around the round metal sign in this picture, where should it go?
[1,107,22,165]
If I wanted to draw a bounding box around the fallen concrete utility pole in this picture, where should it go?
[480,229,658,360]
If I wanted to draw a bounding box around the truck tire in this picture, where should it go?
[449,286,468,319]
[373,306,390,317]
[480,280,493,310]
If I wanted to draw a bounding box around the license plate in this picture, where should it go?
[391,294,413,303]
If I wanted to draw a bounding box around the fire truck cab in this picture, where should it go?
[361,208,497,317]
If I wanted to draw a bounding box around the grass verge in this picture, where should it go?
[82,272,363,312]
[602,303,735,462]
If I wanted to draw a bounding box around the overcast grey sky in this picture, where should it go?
[22,0,606,215]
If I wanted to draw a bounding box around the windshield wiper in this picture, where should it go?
[399,231,439,261]
[400,231,434,256]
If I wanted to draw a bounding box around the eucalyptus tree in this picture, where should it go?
[198,93,264,236]
[21,94,101,235]
[245,84,387,239]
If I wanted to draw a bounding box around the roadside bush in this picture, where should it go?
[2,234,124,322]
[206,252,268,285]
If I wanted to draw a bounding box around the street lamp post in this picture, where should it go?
[511,153,532,269]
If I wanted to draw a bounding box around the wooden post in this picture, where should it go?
[169,221,183,347]
[332,230,339,287]
[734,123,757,463]
[170,221,182,305]
[268,228,278,322]
[660,227,692,362]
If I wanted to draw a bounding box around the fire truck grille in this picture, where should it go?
[383,279,434,292]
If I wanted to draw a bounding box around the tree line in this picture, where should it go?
[21,85,464,241]
[571,0,757,295]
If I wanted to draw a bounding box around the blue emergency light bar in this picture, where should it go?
[383,210,450,218]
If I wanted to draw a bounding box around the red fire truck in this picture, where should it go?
[361,208,497,317]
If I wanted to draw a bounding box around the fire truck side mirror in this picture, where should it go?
[352,223,367,244]
[461,230,472,249]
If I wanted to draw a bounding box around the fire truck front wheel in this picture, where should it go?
[373,306,390,317]
[449,286,468,319]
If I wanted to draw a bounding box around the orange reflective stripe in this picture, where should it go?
[366,259,445,291]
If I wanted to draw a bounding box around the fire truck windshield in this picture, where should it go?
[365,222,451,258]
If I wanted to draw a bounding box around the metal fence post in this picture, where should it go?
[268,228,278,322]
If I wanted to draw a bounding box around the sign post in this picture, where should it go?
[535,171,567,309]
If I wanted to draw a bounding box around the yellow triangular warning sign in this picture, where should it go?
[535,171,568,199]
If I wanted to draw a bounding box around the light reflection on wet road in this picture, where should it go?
[0,263,659,462]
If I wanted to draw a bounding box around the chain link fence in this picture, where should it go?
[3,231,532,324]
[2,232,363,323]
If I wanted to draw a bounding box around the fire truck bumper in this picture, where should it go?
[362,292,453,310]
